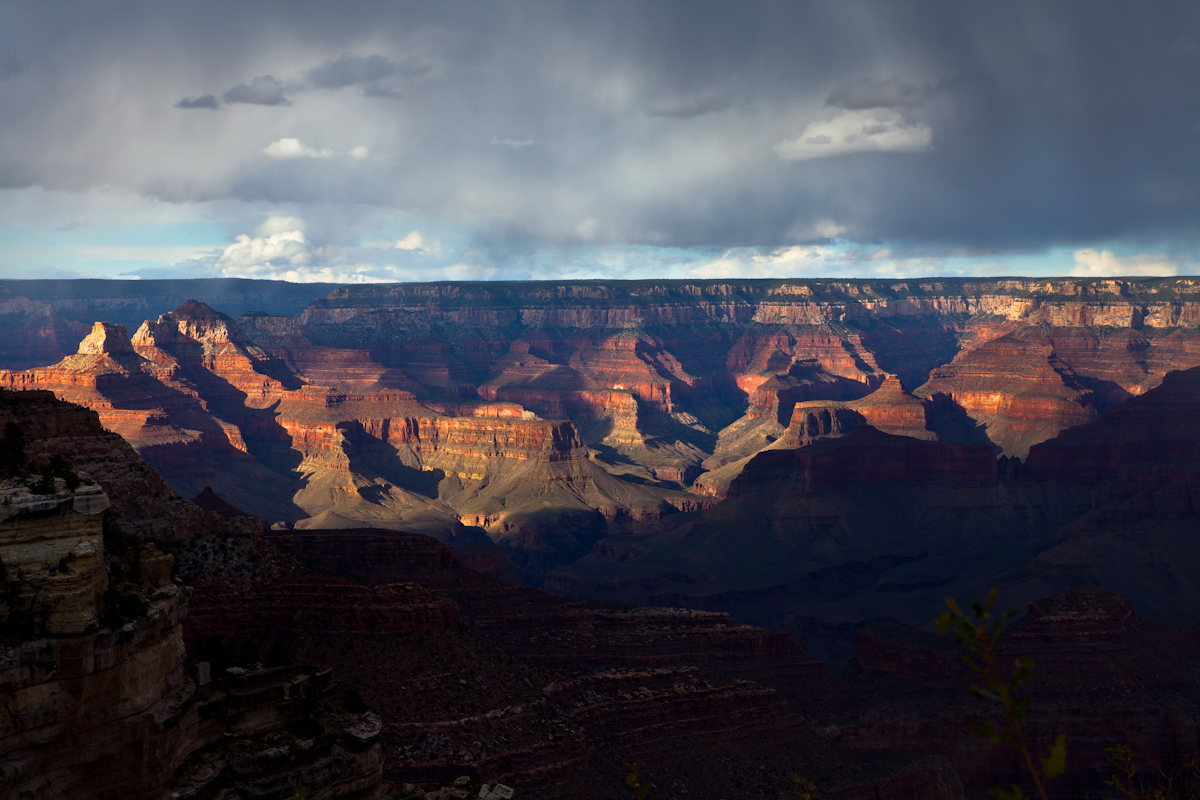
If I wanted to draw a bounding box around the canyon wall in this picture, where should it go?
[5,278,1200,652]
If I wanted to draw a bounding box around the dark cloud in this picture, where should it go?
[825,77,926,109]
[176,94,219,110]
[361,83,401,98]
[305,53,428,90]
[0,0,1198,265]
[221,75,288,106]
[0,52,24,81]
[646,93,731,118]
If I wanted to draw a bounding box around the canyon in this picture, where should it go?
[0,387,968,799]
[4,277,1200,650]
[3,386,1197,797]
[4,274,1200,795]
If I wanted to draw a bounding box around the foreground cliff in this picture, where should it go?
[0,474,390,800]
[0,388,399,800]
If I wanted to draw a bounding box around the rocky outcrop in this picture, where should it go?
[917,334,1098,457]
[0,482,110,636]
[850,375,934,440]
[697,375,936,499]
[778,404,866,449]
[0,477,390,800]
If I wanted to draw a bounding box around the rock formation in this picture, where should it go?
[0,304,704,582]
[695,375,935,499]
[916,334,1098,457]
[0,470,390,800]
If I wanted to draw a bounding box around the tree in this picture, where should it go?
[936,589,1065,800]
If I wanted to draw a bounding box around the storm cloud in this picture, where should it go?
[221,75,288,106]
[305,53,427,91]
[176,94,219,110]
[0,0,1198,281]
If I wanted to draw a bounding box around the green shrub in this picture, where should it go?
[30,467,55,495]
[937,590,1066,800]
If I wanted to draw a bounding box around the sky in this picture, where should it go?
[0,1,1198,283]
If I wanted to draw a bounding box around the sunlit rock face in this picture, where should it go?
[916,334,1098,458]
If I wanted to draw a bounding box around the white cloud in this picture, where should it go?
[395,230,426,250]
[215,216,314,277]
[188,216,474,283]
[691,245,838,278]
[774,109,932,161]
[1070,248,1179,277]
[263,138,333,159]
[349,145,370,160]
[786,217,847,240]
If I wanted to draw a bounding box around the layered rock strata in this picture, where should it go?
[916,334,1098,457]
[0,305,701,584]
[695,376,936,499]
